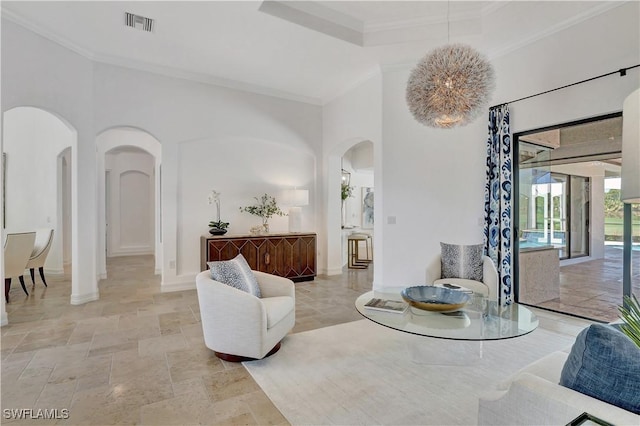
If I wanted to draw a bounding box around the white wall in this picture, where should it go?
[491,4,640,133]
[105,150,155,257]
[177,136,316,276]
[3,107,72,275]
[375,2,639,291]
[2,18,96,305]
[2,16,323,305]
[92,63,323,290]
[381,68,488,289]
[322,72,382,276]
[60,148,71,265]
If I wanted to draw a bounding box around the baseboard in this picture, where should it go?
[154,268,161,275]
[70,291,100,305]
[1,311,8,327]
[161,276,196,293]
[161,281,195,293]
[109,247,154,257]
[324,267,344,276]
[44,268,65,276]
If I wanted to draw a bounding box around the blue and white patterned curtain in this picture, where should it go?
[483,105,513,304]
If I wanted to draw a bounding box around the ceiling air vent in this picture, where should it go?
[125,12,154,33]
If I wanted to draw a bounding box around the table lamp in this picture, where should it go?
[285,189,308,233]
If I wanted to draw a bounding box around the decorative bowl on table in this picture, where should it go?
[401,285,471,312]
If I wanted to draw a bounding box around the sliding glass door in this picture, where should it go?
[515,113,627,322]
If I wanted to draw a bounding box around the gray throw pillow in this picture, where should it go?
[440,242,483,282]
[560,323,640,414]
[207,254,261,298]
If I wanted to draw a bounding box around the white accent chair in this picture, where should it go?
[426,254,499,301]
[478,351,640,425]
[195,270,295,361]
[4,232,36,302]
[26,228,54,287]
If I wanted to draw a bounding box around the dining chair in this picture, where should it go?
[4,231,36,302]
[26,228,54,287]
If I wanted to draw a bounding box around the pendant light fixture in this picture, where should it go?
[406,2,495,129]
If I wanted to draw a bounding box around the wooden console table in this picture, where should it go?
[200,232,316,282]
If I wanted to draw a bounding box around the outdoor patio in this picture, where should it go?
[535,245,640,322]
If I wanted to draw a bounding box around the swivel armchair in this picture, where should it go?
[195,269,295,361]
[426,254,499,301]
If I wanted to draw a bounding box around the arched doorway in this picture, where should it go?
[96,127,162,279]
[341,141,374,265]
[2,106,77,308]
[326,138,377,279]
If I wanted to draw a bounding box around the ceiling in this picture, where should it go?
[1,1,623,105]
[520,116,623,168]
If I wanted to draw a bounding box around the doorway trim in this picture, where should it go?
[96,126,162,279]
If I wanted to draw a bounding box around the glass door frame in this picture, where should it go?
[513,112,626,316]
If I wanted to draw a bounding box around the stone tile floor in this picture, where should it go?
[535,246,640,322]
[0,255,597,425]
[1,256,371,425]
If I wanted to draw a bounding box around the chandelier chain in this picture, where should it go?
[447,1,450,44]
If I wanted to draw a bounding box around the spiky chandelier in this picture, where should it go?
[406,43,495,129]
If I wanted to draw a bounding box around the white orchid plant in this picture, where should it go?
[207,190,229,230]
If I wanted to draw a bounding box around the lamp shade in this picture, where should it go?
[621,88,640,203]
[287,189,309,207]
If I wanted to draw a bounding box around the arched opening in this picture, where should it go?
[2,106,77,306]
[341,141,374,265]
[96,127,162,280]
[326,138,377,279]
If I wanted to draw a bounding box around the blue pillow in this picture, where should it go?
[207,254,261,298]
[560,324,640,414]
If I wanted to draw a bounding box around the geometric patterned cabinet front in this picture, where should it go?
[200,233,316,282]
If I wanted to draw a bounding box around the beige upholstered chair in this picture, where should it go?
[26,228,54,287]
[195,270,295,361]
[426,254,499,301]
[4,232,36,302]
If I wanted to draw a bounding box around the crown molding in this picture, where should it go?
[321,66,382,105]
[92,52,323,105]
[487,1,625,59]
[2,1,628,108]
[364,8,481,34]
[259,1,363,46]
[380,62,415,73]
[1,8,96,60]
[480,1,512,17]
[2,8,323,106]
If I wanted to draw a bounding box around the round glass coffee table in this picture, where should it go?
[355,288,538,341]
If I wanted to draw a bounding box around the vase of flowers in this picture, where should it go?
[239,193,285,234]
[208,190,229,235]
